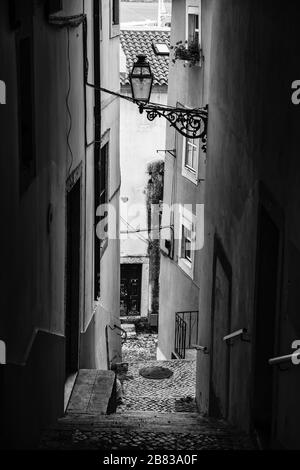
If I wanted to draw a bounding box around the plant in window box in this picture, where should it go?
[171,40,202,67]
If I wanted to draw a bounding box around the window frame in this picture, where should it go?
[110,0,120,38]
[182,136,199,185]
[186,2,201,48]
[94,132,110,300]
[99,139,109,257]
[178,206,196,279]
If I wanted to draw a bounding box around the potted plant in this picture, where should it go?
[171,40,202,67]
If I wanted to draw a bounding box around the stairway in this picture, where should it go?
[40,366,255,450]
[41,411,254,450]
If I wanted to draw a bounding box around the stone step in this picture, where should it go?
[121,323,136,338]
[66,369,116,416]
[56,412,236,435]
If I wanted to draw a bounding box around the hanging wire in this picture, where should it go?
[120,216,149,245]
[66,27,74,177]
[46,14,87,177]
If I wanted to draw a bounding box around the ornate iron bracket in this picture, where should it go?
[87,84,209,152]
[139,103,208,152]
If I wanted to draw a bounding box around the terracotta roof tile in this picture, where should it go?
[120,29,170,87]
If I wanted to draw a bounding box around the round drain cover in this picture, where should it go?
[139,366,173,380]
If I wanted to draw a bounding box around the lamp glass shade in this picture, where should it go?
[129,55,153,103]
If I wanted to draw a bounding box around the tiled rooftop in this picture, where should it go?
[120,29,170,87]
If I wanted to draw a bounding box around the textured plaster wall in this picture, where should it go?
[0,0,121,446]
[120,88,168,258]
[196,0,300,448]
[158,0,206,360]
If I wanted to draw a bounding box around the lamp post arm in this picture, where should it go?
[86,83,208,149]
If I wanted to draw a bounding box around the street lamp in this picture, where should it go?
[88,55,208,151]
[129,54,153,105]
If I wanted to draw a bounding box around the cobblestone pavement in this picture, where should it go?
[41,413,255,450]
[40,355,256,450]
[122,333,158,363]
[117,360,198,413]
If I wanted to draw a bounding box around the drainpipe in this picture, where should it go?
[94,0,101,159]
[93,0,102,364]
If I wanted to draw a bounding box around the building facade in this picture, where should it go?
[0,0,121,448]
[161,0,300,449]
[120,27,169,323]
[158,0,208,360]
[196,0,300,450]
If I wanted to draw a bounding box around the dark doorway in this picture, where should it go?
[209,235,232,419]
[120,264,142,316]
[252,205,280,448]
[65,177,81,378]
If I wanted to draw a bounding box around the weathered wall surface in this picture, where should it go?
[158,0,208,359]
[0,0,120,447]
[196,0,300,448]
[120,88,167,258]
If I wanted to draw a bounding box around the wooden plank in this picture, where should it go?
[66,370,116,415]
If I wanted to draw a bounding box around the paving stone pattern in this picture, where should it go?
[40,357,255,450]
[41,413,255,450]
[117,360,198,413]
[122,333,158,363]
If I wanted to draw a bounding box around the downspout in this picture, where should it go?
[93,0,102,365]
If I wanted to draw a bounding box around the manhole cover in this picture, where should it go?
[139,366,173,380]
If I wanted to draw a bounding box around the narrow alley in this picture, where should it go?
[1,0,300,455]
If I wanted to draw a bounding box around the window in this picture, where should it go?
[18,36,36,195]
[152,42,170,56]
[182,137,199,184]
[186,4,201,46]
[99,143,109,212]
[185,140,198,173]
[94,140,109,300]
[112,0,120,25]
[178,206,195,279]
[188,11,200,44]
[110,0,120,37]
[181,226,192,262]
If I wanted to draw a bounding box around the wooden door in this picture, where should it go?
[65,177,81,377]
[252,205,280,447]
[209,236,232,419]
[120,264,142,316]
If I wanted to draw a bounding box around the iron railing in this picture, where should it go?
[175,313,187,359]
[175,311,199,359]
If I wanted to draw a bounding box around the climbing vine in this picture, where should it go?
[145,160,164,320]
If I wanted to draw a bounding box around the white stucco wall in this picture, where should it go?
[120,87,168,259]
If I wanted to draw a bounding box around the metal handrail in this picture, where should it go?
[105,324,128,370]
[191,344,209,354]
[223,328,250,343]
[108,324,128,342]
[268,352,300,366]
[176,311,199,350]
[4,328,64,367]
[175,313,187,359]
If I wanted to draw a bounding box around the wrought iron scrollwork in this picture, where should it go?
[139,103,208,152]
[95,85,209,152]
